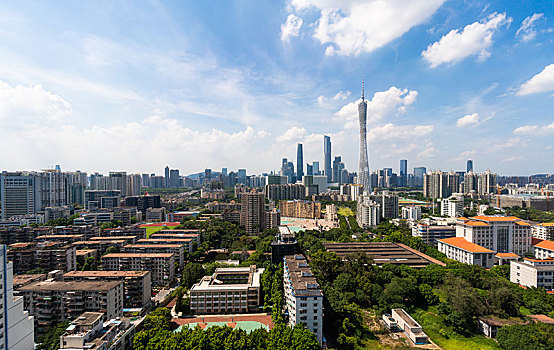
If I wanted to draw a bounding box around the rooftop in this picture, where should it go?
[537,223,554,227]
[137,238,192,243]
[71,312,104,327]
[64,270,150,278]
[103,253,174,258]
[495,252,519,258]
[439,237,494,253]
[124,244,183,248]
[470,215,522,222]
[534,239,554,251]
[18,280,122,292]
[284,255,322,296]
[323,242,445,268]
[90,236,136,240]
[190,266,263,292]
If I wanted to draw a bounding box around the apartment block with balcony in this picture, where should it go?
[284,255,323,345]
[102,253,175,286]
[63,270,151,309]
[123,244,185,268]
[18,280,123,336]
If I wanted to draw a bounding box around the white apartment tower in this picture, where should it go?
[0,245,35,349]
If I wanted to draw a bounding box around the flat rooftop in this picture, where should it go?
[19,280,122,292]
[90,236,136,240]
[191,266,263,292]
[71,312,104,327]
[64,270,150,278]
[323,242,446,268]
[103,253,174,258]
[13,274,46,287]
[284,255,322,297]
[124,244,183,249]
[137,238,192,243]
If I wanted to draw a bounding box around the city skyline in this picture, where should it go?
[0,1,552,175]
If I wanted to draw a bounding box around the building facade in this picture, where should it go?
[101,253,175,286]
[438,237,495,268]
[510,258,554,291]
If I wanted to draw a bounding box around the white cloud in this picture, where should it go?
[456,149,478,161]
[513,123,554,135]
[516,64,554,96]
[335,86,418,129]
[0,80,72,127]
[280,14,303,42]
[317,95,325,105]
[422,13,511,68]
[290,0,445,56]
[333,90,351,100]
[417,143,438,159]
[276,126,307,142]
[367,123,433,141]
[456,113,480,127]
[516,13,544,42]
[503,156,522,162]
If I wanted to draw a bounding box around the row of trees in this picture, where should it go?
[261,264,284,323]
[132,308,320,350]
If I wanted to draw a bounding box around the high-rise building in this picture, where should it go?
[357,80,370,191]
[164,166,169,188]
[237,169,247,185]
[169,169,180,188]
[240,191,266,235]
[0,245,35,349]
[127,174,142,196]
[332,156,345,183]
[324,135,332,182]
[400,159,408,187]
[296,143,304,180]
[280,159,295,183]
[312,161,320,175]
[467,160,474,173]
[0,172,39,220]
[306,164,313,176]
[141,174,150,187]
[423,171,450,199]
[109,172,127,197]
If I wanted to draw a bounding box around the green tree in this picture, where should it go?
[37,321,70,350]
[181,263,206,288]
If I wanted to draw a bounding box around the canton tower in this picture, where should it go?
[357,79,371,192]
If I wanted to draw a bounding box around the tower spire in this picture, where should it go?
[361,77,364,100]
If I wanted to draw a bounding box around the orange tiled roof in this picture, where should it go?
[524,257,554,263]
[439,237,494,253]
[516,221,531,226]
[534,239,554,251]
[495,252,519,258]
[464,220,489,227]
[538,223,554,227]
[471,215,521,222]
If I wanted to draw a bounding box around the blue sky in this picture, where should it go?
[0,0,552,176]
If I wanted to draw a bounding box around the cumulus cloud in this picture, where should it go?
[456,113,480,127]
[0,80,72,127]
[422,13,511,67]
[335,86,418,129]
[516,13,544,42]
[513,123,554,135]
[280,14,303,42]
[516,64,554,96]
[367,123,433,141]
[417,143,438,159]
[333,90,351,100]
[289,0,445,56]
[276,126,307,142]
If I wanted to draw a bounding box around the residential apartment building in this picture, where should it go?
[279,200,321,219]
[533,223,554,240]
[438,237,495,268]
[264,184,305,201]
[0,245,35,350]
[72,240,128,256]
[7,241,76,274]
[189,266,263,314]
[59,312,135,350]
[283,255,323,345]
[63,270,151,309]
[240,191,266,235]
[441,197,463,218]
[123,244,185,268]
[456,216,532,256]
[0,172,40,220]
[510,258,554,291]
[136,238,193,254]
[357,196,380,228]
[18,280,124,335]
[102,253,175,286]
[372,193,399,219]
[401,206,421,221]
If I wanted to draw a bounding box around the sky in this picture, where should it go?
[0,0,553,176]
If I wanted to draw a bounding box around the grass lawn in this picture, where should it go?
[412,307,502,350]
[144,225,177,238]
[338,206,354,217]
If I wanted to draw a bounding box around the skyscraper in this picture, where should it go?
[357,80,370,191]
[312,161,320,175]
[0,172,39,219]
[400,159,408,187]
[467,160,474,173]
[324,135,332,182]
[296,143,304,180]
[240,191,266,235]
[164,166,169,188]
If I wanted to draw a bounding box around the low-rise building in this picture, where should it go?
[59,312,135,350]
[145,207,166,222]
[495,252,519,266]
[283,255,323,345]
[438,237,495,268]
[136,238,193,253]
[18,280,124,335]
[63,270,151,309]
[412,223,456,246]
[72,240,127,256]
[510,258,554,291]
[391,308,428,345]
[8,241,77,274]
[102,253,175,286]
[90,236,138,245]
[401,206,421,221]
[189,266,263,314]
[279,200,321,219]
